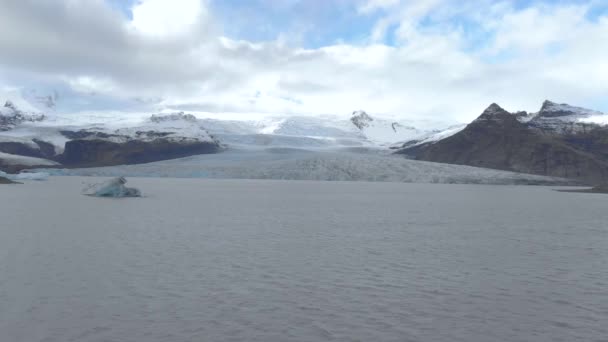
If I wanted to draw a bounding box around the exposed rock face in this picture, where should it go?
[0,139,57,159]
[59,137,220,167]
[397,103,608,184]
[351,111,374,129]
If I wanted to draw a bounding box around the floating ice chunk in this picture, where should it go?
[0,170,50,181]
[82,177,141,198]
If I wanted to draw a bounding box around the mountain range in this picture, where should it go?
[1,92,607,184]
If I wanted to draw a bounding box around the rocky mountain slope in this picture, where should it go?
[396,101,608,184]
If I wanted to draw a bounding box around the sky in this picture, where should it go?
[0,0,607,122]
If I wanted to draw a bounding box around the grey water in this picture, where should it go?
[1,178,607,342]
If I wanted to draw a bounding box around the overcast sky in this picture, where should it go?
[0,0,607,121]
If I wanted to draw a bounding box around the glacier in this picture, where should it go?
[44,147,575,185]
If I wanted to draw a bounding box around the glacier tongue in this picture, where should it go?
[46,148,574,185]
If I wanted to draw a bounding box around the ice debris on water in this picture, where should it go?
[0,170,49,181]
[82,177,141,198]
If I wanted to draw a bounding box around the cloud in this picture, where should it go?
[0,0,606,122]
[130,0,208,37]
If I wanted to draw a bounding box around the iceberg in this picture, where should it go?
[82,177,141,198]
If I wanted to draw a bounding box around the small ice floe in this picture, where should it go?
[82,177,142,198]
[0,170,50,181]
[0,176,17,184]
[557,183,608,194]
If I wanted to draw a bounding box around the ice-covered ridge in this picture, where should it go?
[59,112,217,144]
[401,124,467,148]
[115,112,216,143]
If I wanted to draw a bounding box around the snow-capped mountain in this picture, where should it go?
[526,100,608,134]
[0,90,457,172]
[396,101,608,184]
[68,112,216,144]
[0,96,221,170]
[0,101,46,131]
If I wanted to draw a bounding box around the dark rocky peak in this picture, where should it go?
[484,103,508,114]
[473,103,514,122]
[351,110,373,129]
[540,100,557,112]
[4,101,16,110]
[513,111,530,119]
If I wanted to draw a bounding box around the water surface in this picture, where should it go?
[1,178,606,341]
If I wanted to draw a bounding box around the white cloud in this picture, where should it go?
[68,76,118,94]
[0,0,606,122]
[130,0,207,37]
[488,4,590,53]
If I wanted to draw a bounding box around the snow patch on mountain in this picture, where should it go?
[402,124,467,148]
[350,110,429,145]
